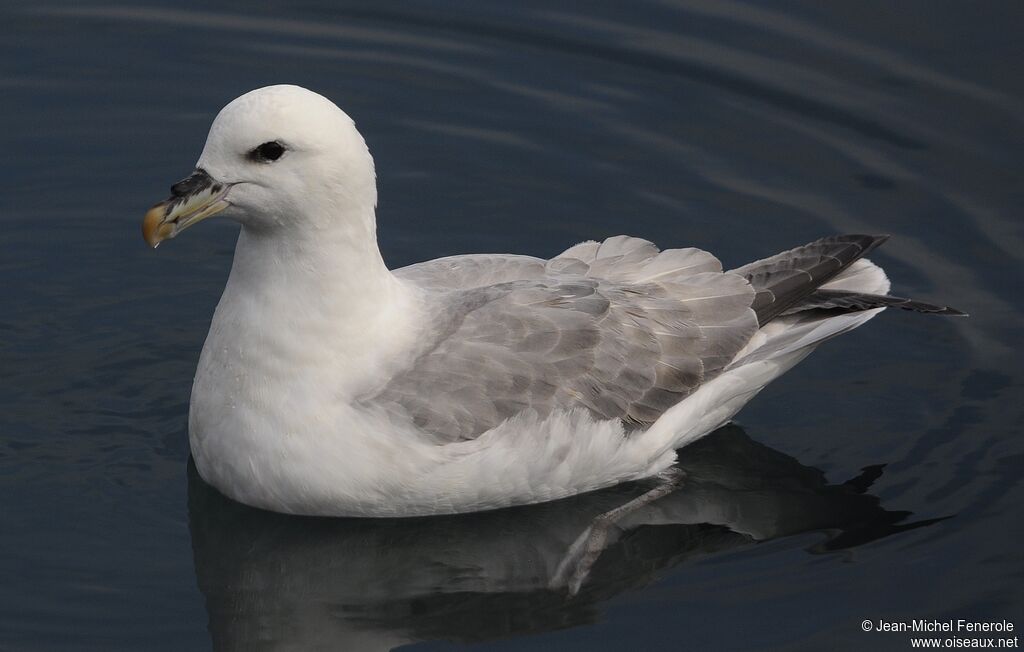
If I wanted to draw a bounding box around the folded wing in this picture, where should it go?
[382,237,759,441]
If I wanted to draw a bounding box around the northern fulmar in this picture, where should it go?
[142,85,962,518]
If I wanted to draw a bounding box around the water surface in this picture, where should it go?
[2,2,1022,650]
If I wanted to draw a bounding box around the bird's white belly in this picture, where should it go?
[186,336,807,517]
[189,379,676,517]
[186,331,682,516]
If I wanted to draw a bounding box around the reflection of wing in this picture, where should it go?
[188,425,945,650]
[645,426,949,543]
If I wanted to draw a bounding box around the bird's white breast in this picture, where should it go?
[187,230,430,514]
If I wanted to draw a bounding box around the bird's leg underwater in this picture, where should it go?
[550,468,687,596]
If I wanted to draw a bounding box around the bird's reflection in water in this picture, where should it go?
[188,425,945,651]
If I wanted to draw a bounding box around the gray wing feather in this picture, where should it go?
[394,254,547,290]
[373,237,758,442]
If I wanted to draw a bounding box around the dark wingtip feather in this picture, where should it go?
[739,234,895,325]
[783,289,969,318]
[860,233,891,253]
[896,297,967,316]
[906,305,968,317]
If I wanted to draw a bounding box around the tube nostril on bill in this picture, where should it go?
[170,169,214,198]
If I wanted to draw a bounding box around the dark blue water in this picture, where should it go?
[3,2,1022,650]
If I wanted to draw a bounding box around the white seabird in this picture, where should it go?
[142,85,961,517]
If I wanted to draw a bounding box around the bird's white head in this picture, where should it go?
[142,85,377,247]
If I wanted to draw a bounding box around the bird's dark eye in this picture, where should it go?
[249,141,286,162]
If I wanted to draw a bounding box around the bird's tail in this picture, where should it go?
[727,234,964,369]
[639,234,963,460]
[730,234,963,325]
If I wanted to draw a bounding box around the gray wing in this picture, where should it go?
[394,254,547,290]
[372,237,759,442]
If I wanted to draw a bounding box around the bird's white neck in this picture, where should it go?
[208,206,419,394]
[232,213,395,309]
